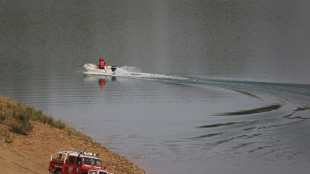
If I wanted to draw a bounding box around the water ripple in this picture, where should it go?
[216,104,282,116]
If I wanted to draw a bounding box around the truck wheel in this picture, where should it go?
[55,171,61,174]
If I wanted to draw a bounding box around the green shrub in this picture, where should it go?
[17,114,30,122]
[46,116,55,125]
[68,128,82,137]
[24,106,35,118]
[53,119,66,129]
[0,113,6,121]
[10,121,34,135]
[31,110,44,121]
[1,96,67,135]
[6,101,12,109]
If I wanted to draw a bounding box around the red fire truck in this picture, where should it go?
[48,151,104,174]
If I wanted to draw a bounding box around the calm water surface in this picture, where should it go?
[1,1,310,174]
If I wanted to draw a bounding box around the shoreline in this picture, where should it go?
[0,95,145,174]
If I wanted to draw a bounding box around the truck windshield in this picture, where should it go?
[52,153,66,163]
[83,158,102,167]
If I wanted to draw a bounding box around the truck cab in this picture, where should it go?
[48,151,103,174]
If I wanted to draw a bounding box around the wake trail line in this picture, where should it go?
[84,66,310,98]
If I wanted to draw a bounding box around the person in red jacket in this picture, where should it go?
[98,57,105,69]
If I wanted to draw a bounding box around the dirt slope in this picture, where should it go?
[0,121,145,174]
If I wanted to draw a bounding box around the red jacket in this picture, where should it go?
[99,60,105,68]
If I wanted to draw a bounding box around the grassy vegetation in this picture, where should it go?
[0,95,66,135]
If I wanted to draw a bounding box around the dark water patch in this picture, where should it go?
[243,118,306,132]
[286,116,310,120]
[196,122,243,129]
[225,88,259,98]
[214,134,262,146]
[244,127,256,131]
[191,132,224,139]
[294,106,310,112]
[249,146,267,153]
[248,144,277,154]
[280,104,310,120]
[284,112,310,120]
[232,142,255,150]
[216,104,282,116]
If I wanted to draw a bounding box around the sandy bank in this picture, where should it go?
[0,96,145,174]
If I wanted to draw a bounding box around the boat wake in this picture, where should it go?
[83,65,310,170]
[85,66,310,97]
[84,66,310,123]
[84,65,310,131]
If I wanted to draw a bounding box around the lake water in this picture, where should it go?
[1,1,310,174]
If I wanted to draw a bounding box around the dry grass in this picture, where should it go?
[0,96,66,135]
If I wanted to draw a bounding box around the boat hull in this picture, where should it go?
[83,63,117,74]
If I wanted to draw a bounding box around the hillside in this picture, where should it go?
[0,95,145,174]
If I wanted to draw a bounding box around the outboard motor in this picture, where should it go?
[111,66,117,72]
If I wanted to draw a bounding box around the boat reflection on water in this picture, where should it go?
[83,75,117,91]
[98,79,106,90]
